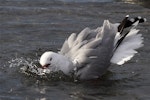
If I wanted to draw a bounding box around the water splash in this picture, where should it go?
[8,57,50,76]
[7,57,75,81]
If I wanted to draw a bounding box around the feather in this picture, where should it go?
[111,29,143,65]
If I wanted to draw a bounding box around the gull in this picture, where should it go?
[39,15,146,80]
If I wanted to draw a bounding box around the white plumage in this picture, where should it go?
[111,29,143,65]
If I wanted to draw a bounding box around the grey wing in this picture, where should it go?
[59,33,77,55]
[75,20,118,80]
[59,27,102,55]
[60,20,118,80]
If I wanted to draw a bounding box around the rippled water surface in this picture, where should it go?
[0,0,150,100]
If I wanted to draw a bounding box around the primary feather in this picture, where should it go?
[111,15,145,65]
[111,29,144,65]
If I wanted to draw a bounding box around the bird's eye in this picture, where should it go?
[50,58,52,61]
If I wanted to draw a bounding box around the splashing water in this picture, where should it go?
[7,57,75,81]
[8,57,50,76]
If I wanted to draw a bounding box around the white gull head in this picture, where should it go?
[40,51,74,75]
[40,52,56,68]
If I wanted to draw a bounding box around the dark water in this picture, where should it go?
[0,0,150,100]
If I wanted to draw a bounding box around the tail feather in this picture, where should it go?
[111,15,146,65]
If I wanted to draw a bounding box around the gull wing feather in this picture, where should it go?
[59,16,145,80]
[60,20,117,80]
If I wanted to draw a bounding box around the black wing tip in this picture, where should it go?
[115,15,146,50]
[118,15,129,32]
[130,16,147,23]
[137,16,147,22]
[123,15,147,29]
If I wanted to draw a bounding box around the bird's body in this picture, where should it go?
[40,15,146,80]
